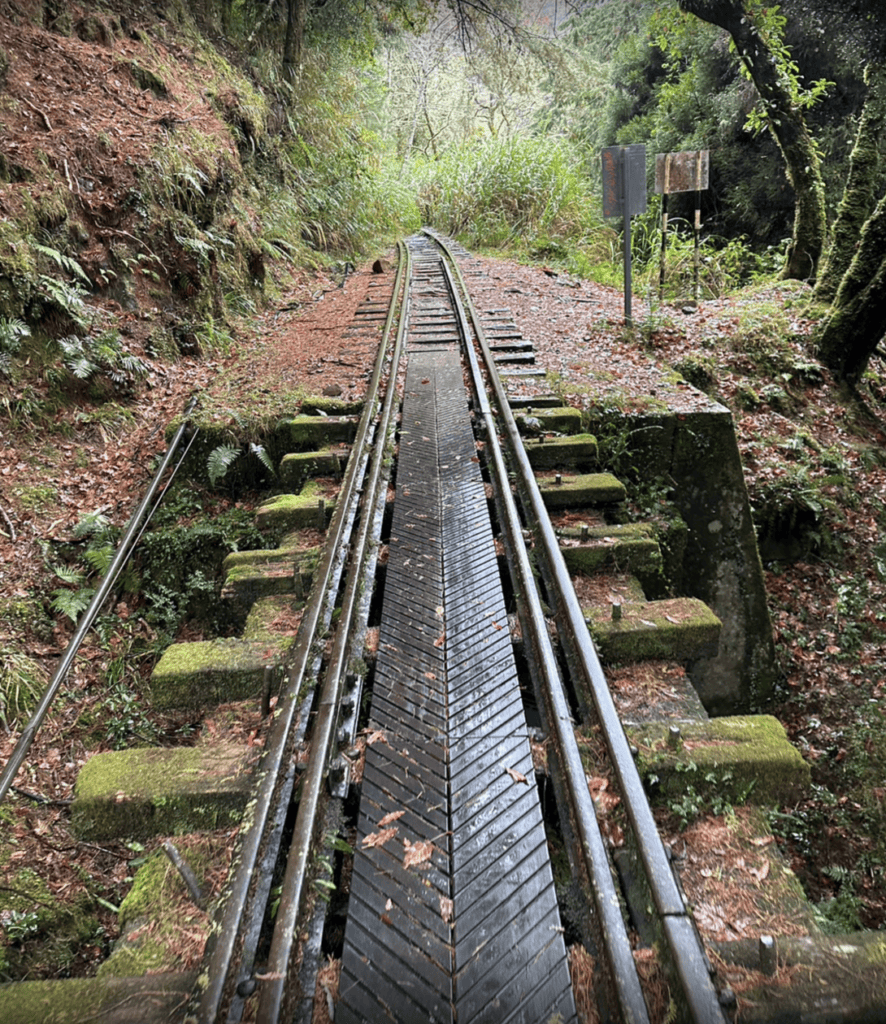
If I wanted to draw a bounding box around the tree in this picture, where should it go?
[677,0,828,280]
[784,0,886,383]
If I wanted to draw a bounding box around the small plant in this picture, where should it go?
[55,330,149,399]
[206,442,275,488]
[0,648,46,732]
[1,910,40,943]
[0,317,31,377]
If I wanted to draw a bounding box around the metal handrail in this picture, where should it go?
[0,396,198,805]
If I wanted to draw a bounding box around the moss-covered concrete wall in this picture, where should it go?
[589,406,776,711]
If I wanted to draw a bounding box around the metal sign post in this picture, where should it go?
[602,144,647,325]
[654,150,709,302]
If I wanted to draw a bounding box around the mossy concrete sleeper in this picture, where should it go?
[539,472,626,509]
[586,596,721,663]
[71,744,253,841]
[629,715,810,805]
[149,638,281,709]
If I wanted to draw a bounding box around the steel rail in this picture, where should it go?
[254,245,412,1023]
[194,242,410,1024]
[439,254,651,1024]
[434,231,727,1024]
[0,396,199,806]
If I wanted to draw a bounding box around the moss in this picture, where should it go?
[300,395,364,416]
[715,932,886,1020]
[523,433,598,471]
[630,715,810,805]
[560,522,661,577]
[586,597,721,664]
[149,638,278,709]
[517,406,583,435]
[0,974,196,1024]
[255,487,336,540]
[539,472,626,509]
[71,745,252,841]
[242,594,303,647]
[222,540,318,570]
[279,414,358,451]
[279,448,347,492]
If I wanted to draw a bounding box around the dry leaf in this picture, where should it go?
[750,858,770,882]
[378,810,406,827]
[362,827,398,849]
[403,838,435,869]
[506,766,529,785]
[365,729,387,746]
[440,896,453,923]
[434,632,446,648]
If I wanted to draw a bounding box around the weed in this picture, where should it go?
[0,648,46,732]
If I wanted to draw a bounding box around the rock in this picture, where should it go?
[322,384,343,397]
[372,258,391,274]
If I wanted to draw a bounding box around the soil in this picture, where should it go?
[2,0,886,991]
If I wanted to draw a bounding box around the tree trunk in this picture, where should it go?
[678,0,827,280]
[817,194,886,383]
[283,0,306,84]
[815,62,886,302]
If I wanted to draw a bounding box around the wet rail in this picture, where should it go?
[190,234,728,1023]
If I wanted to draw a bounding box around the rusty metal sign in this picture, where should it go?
[602,144,647,218]
[655,150,709,194]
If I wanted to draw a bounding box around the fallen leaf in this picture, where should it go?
[440,895,453,922]
[378,810,405,827]
[362,827,398,849]
[750,858,770,882]
[506,766,529,785]
[434,632,446,648]
[403,839,435,869]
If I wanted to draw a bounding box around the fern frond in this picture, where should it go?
[52,564,86,586]
[207,444,242,486]
[250,443,276,477]
[51,587,94,624]
[72,511,111,539]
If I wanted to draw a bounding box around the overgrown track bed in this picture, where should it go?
[6,236,836,1024]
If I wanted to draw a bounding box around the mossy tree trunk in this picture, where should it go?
[282,0,306,84]
[815,62,886,303]
[678,0,827,280]
[816,194,886,384]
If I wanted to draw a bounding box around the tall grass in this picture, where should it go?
[414,135,596,250]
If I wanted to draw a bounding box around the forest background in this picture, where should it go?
[3,0,886,981]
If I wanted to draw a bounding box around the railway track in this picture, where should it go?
[187,233,728,1024]
[0,232,749,1023]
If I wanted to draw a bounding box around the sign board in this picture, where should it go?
[602,145,647,218]
[654,150,709,194]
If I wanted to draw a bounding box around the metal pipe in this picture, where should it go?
[0,397,198,805]
[254,246,411,1024]
[195,243,410,1023]
[442,255,651,1024]
[436,232,726,1024]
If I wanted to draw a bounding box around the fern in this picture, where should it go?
[39,277,90,327]
[250,443,275,477]
[207,444,242,486]
[33,243,91,285]
[52,564,86,586]
[51,587,94,624]
[73,510,112,540]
